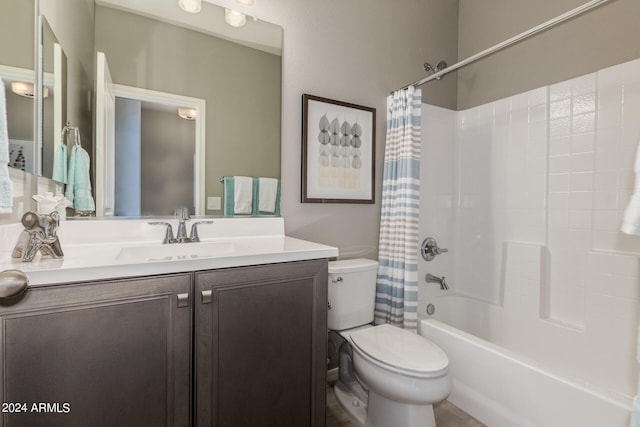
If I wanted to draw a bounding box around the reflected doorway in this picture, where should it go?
[110,84,206,216]
[115,98,194,216]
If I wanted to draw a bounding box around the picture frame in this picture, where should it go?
[8,139,35,174]
[301,94,376,204]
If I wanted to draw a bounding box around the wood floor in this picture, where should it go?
[326,384,486,427]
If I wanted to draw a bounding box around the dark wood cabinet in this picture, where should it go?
[195,259,328,427]
[0,259,328,427]
[0,273,193,427]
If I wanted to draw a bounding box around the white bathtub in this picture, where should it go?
[419,316,631,426]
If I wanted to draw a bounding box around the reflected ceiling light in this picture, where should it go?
[235,0,255,5]
[11,81,49,98]
[178,107,197,120]
[178,0,201,13]
[225,9,246,27]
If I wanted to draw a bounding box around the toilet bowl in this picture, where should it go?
[328,259,451,427]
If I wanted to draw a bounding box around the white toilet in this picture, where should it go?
[328,258,451,427]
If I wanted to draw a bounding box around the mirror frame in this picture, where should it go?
[34,12,44,180]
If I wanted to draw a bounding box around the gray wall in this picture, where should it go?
[0,0,34,70]
[95,5,282,214]
[457,0,640,109]
[264,0,460,256]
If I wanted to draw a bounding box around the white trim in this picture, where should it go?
[53,43,63,153]
[0,65,35,82]
[111,84,207,216]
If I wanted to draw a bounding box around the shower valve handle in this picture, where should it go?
[421,237,448,262]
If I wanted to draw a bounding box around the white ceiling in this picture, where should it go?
[95,0,282,56]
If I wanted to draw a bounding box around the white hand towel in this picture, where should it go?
[621,139,640,235]
[234,176,253,214]
[258,177,278,213]
[0,77,13,214]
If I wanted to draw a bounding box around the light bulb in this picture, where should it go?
[225,9,246,27]
[178,0,201,13]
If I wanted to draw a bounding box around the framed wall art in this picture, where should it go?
[301,94,376,203]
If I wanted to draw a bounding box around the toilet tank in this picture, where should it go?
[327,258,379,331]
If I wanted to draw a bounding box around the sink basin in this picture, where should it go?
[116,241,236,262]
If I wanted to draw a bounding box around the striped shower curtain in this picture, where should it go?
[374,86,422,330]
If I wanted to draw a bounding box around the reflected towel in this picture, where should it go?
[621,140,640,235]
[65,145,95,211]
[234,176,253,214]
[0,78,13,214]
[631,396,640,427]
[52,144,67,183]
[258,177,278,213]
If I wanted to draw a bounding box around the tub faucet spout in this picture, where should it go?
[425,273,449,290]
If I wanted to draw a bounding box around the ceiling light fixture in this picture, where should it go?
[235,0,255,5]
[178,107,197,120]
[178,0,201,13]
[11,81,49,98]
[224,9,246,27]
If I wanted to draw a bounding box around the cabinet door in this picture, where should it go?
[195,260,328,427]
[0,273,192,427]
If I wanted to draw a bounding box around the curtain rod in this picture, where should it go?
[397,0,611,92]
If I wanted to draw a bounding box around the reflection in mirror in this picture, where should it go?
[93,1,282,216]
[39,0,95,188]
[36,0,282,217]
[115,99,197,217]
[109,84,205,216]
[0,0,35,174]
[42,17,68,180]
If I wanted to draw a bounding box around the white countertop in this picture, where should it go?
[0,217,339,286]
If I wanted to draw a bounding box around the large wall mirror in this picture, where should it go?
[5,0,282,217]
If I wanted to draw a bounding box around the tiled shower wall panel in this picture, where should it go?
[418,104,456,307]
[420,56,640,402]
[455,86,548,305]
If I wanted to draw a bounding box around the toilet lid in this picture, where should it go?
[349,324,448,377]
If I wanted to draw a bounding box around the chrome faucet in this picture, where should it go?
[149,221,177,244]
[425,273,449,290]
[175,207,190,243]
[149,207,213,244]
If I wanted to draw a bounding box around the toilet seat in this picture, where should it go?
[349,324,448,379]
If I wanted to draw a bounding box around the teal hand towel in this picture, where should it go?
[65,145,95,211]
[223,177,235,216]
[52,144,67,183]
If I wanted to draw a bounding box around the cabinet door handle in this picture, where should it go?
[177,293,189,308]
[0,269,29,299]
[201,290,212,304]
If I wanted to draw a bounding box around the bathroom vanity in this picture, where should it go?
[0,217,336,427]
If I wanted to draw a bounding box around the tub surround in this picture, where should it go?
[0,216,338,285]
[419,56,640,424]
